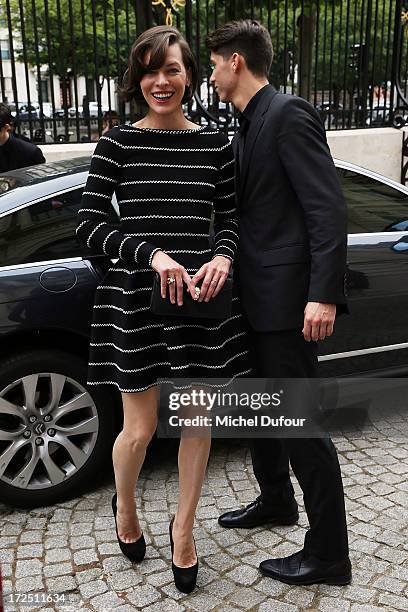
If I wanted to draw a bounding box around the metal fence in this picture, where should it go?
[1,0,408,144]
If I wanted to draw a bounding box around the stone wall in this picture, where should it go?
[39,127,404,184]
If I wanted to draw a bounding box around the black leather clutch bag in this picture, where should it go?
[150,273,233,319]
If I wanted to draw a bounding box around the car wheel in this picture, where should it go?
[56,134,67,143]
[0,349,117,508]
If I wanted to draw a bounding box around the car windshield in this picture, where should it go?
[0,157,91,196]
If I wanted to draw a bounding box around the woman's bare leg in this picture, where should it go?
[172,393,211,567]
[112,385,159,543]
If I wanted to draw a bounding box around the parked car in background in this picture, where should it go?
[67,102,110,118]
[32,127,74,144]
[54,108,70,119]
[316,102,344,129]
[316,101,391,129]
[10,102,53,121]
[56,106,84,118]
[20,125,74,144]
[0,157,408,507]
[88,102,110,117]
[67,106,83,118]
[365,103,390,126]
[15,104,41,121]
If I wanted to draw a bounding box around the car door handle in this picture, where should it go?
[392,241,408,252]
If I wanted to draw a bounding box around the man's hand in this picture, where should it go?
[303,302,336,342]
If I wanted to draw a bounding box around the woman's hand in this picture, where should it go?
[151,251,194,306]
[191,256,231,302]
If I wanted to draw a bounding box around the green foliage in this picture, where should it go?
[312,0,395,91]
[7,0,137,79]
[2,0,399,101]
[186,0,396,95]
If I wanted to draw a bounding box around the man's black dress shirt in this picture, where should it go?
[236,84,270,178]
[0,133,45,172]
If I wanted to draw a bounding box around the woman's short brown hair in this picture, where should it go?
[119,26,198,105]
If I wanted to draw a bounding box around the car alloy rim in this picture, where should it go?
[0,373,99,490]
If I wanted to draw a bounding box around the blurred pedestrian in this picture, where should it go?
[0,103,45,171]
[101,110,119,135]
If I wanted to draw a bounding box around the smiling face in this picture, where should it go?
[140,43,190,116]
[209,51,238,103]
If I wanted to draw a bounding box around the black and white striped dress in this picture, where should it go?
[76,124,252,393]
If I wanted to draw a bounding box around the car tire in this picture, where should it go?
[0,349,117,508]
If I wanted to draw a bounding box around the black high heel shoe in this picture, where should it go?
[111,492,146,563]
[169,516,198,594]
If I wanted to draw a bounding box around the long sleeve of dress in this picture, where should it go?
[76,130,162,268]
[212,140,238,263]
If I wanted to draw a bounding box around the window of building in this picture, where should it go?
[86,79,96,101]
[40,79,49,103]
[0,40,10,60]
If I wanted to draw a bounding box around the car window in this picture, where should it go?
[337,168,408,234]
[0,188,119,266]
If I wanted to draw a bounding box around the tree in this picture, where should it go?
[4,0,398,117]
[7,0,137,107]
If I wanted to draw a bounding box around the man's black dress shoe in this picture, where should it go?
[218,496,299,529]
[259,549,352,585]
[112,493,146,563]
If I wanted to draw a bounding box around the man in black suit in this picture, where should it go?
[0,104,45,172]
[207,20,351,585]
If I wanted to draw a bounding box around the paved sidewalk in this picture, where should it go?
[1,431,408,612]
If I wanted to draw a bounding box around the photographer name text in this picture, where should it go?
[168,415,306,428]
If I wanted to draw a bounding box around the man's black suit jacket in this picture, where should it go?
[233,84,348,331]
[0,133,45,172]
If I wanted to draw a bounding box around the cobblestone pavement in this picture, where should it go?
[1,430,408,612]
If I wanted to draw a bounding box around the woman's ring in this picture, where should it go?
[167,276,175,285]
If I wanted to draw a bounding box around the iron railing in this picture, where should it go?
[1,0,408,144]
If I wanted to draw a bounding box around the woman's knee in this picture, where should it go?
[119,388,158,450]
[121,428,155,451]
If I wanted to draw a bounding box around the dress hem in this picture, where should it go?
[86,368,252,394]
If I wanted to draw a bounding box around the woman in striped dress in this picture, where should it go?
[76,26,251,593]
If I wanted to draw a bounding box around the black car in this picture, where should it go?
[0,158,408,508]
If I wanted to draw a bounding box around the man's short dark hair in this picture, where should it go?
[206,20,273,78]
[0,103,13,129]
